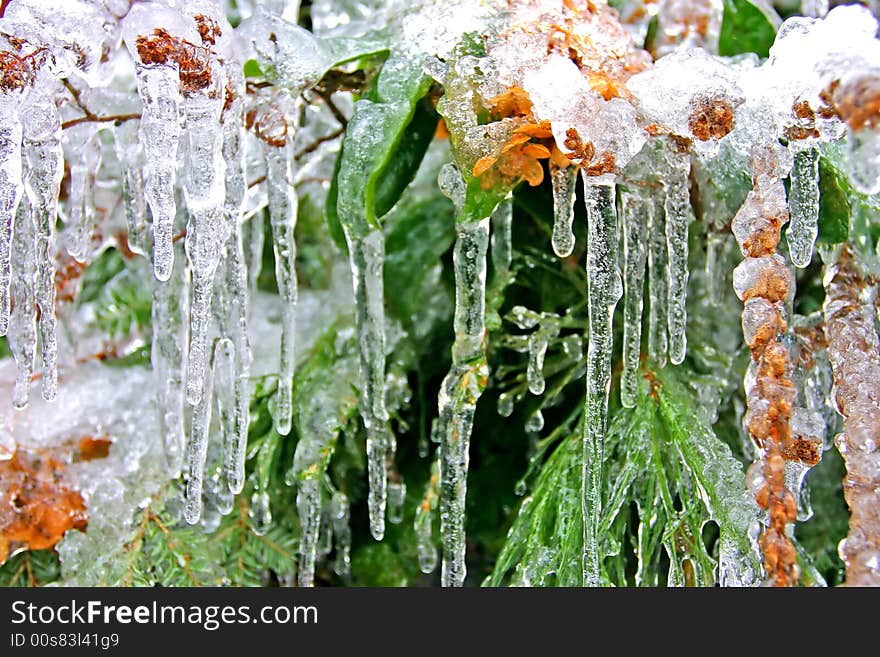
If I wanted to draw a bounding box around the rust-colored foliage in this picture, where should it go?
[0,450,88,564]
[76,436,113,462]
[688,96,735,141]
[821,75,880,131]
[246,104,288,148]
[135,27,216,95]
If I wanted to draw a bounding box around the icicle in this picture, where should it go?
[787,146,820,269]
[0,94,24,336]
[184,338,233,524]
[152,254,189,477]
[647,198,668,366]
[183,66,229,406]
[490,194,513,275]
[9,202,35,409]
[620,188,650,408]
[113,120,149,256]
[213,326,237,506]
[438,216,491,587]
[387,478,406,524]
[331,491,351,579]
[21,72,62,401]
[704,231,726,306]
[297,479,321,587]
[135,63,182,282]
[245,212,264,298]
[581,175,621,586]
[346,227,389,540]
[219,115,252,495]
[261,116,298,437]
[527,330,551,396]
[550,163,578,258]
[664,149,691,366]
[416,459,440,574]
[66,125,101,262]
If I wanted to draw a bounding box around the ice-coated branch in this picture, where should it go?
[822,247,880,586]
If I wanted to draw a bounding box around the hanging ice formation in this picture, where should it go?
[3,0,880,589]
[823,248,880,586]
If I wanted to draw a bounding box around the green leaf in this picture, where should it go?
[329,53,434,241]
[243,58,263,78]
[718,0,779,58]
[374,98,439,218]
[817,155,852,244]
[384,194,456,326]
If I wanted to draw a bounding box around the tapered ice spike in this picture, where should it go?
[581,175,621,586]
[787,146,820,269]
[664,149,691,366]
[620,188,650,408]
[66,125,101,262]
[439,216,490,586]
[9,202,35,410]
[185,338,233,525]
[263,133,298,437]
[134,62,182,282]
[0,97,24,337]
[152,251,189,477]
[647,199,668,366]
[22,73,63,401]
[346,227,390,540]
[297,479,321,587]
[550,163,578,258]
[183,61,229,407]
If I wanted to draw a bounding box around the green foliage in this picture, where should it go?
[718,0,779,58]
[490,367,761,587]
[78,248,152,340]
[0,550,61,587]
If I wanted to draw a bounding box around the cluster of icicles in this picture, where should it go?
[2,0,880,587]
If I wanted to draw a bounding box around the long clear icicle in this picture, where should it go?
[0,94,23,336]
[22,73,62,401]
[185,338,233,524]
[135,62,182,282]
[582,176,621,586]
[114,120,149,256]
[647,198,668,366]
[297,479,321,587]
[66,125,101,262]
[787,146,820,269]
[490,195,512,275]
[550,163,578,258]
[439,216,490,587]
[183,71,228,406]
[213,328,236,508]
[664,150,691,365]
[620,188,650,408]
[219,91,252,495]
[347,227,389,540]
[264,136,298,437]
[152,253,189,477]
[9,202,35,409]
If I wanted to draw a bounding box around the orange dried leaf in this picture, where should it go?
[514,121,554,139]
[523,159,545,186]
[473,155,497,178]
[501,133,531,152]
[522,143,552,159]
